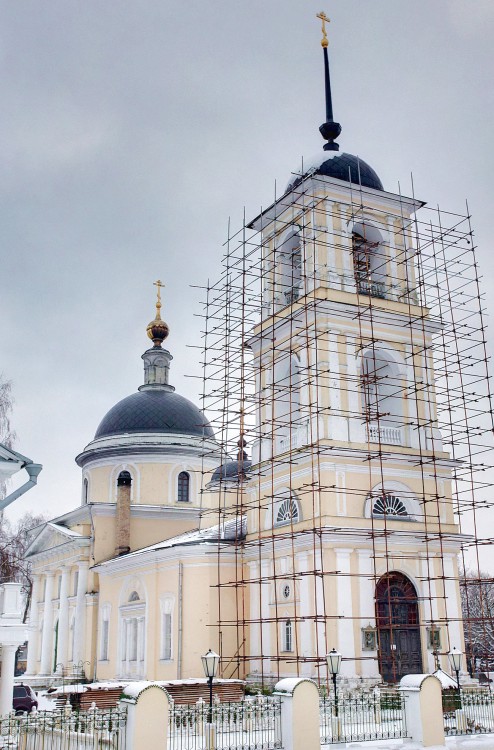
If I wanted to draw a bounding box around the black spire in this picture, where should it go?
[316,12,341,151]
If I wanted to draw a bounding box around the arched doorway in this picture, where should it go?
[375,572,423,683]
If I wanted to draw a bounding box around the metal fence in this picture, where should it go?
[320,690,407,744]
[169,698,282,750]
[0,706,127,750]
[443,689,494,736]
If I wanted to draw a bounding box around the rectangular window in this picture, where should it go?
[73,571,79,597]
[57,575,62,598]
[130,619,138,661]
[161,612,172,660]
[101,619,109,661]
[284,620,293,652]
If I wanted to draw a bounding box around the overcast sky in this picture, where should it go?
[2,1,494,527]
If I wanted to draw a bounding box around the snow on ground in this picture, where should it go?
[336,734,494,749]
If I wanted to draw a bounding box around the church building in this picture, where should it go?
[24,18,469,688]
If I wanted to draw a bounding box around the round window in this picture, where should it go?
[282,584,290,599]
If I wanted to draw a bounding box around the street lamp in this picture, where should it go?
[326,649,342,718]
[202,649,220,722]
[448,647,463,705]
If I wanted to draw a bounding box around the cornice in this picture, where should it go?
[76,434,221,468]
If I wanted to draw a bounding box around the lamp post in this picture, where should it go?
[326,649,342,718]
[448,647,463,707]
[202,649,220,750]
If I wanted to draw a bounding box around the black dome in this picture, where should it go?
[94,389,215,440]
[211,459,252,483]
[287,151,383,193]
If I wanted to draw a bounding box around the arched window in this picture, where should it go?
[128,591,140,602]
[275,497,300,526]
[177,472,190,503]
[352,223,386,299]
[361,349,404,445]
[283,620,293,652]
[83,478,89,504]
[372,494,408,518]
[277,230,302,306]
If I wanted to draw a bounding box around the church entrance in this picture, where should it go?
[375,572,423,683]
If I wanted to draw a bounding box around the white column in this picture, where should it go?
[72,561,88,666]
[56,567,71,670]
[0,645,17,716]
[335,549,355,677]
[26,574,41,675]
[40,572,55,674]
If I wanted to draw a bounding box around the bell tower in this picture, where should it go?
[203,14,471,687]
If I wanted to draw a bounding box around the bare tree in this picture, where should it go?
[460,569,494,675]
[0,374,17,501]
[0,512,47,619]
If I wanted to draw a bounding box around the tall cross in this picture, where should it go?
[153,279,165,315]
[316,11,330,48]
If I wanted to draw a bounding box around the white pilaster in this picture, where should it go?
[40,572,55,674]
[248,562,261,673]
[260,559,272,675]
[26,574,41,674]
[56,567,71,670]
[0,645,17,716]
[297,552,312,675]
[357,550,379,678]
[72,561,88,666]
[335,549,355,677]
[346,336,365,443]
[443,555,463,655]
[314,548,326,661]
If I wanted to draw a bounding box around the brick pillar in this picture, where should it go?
[115,471,132,556]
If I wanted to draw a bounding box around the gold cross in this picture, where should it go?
[316,11,330,48]
[153,279,165,314]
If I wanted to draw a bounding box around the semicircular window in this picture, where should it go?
[128,591,140,602]
[372,494,408,518]
[276,498,300,526]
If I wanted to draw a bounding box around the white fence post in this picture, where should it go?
[120,682,170,750]
[399,673,445,748]
[274,678,319,750]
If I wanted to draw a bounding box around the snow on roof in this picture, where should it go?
[96,516,246,567]
[47,522,83,538]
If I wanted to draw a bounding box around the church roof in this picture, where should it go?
[95,517,246,568]
[286,150,383,194]
[94,389,214,440]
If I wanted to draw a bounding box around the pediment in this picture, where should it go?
[25,523,87,558]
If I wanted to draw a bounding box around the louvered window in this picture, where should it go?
[372,494,408,517]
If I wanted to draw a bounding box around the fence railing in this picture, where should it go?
[443,689,494,736]
[169,698,282,750]
[0,706,127,750]
[320,691,407,744]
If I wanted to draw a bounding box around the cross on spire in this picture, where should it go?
[316,11,330,48]
[153,279,165,316]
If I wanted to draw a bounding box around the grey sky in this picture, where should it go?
[2,1,494,525]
